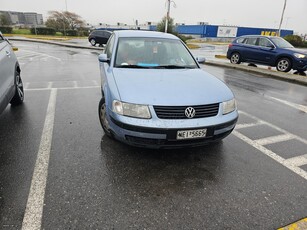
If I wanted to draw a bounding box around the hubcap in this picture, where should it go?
[231,54,239,63]
[278,60,289,71]
[16,74,24,99]
[90,39,96,45]
[100,103,110,132]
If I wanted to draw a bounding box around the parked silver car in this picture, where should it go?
[0,32,24,115]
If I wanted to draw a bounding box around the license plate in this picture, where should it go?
[176,129,207,140]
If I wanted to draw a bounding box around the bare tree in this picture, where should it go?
[45,11,85,31]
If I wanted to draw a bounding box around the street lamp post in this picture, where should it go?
[278,0,287,36]
[164,0,176,33]
[165,0,170,33]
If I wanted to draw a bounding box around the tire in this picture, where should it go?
[10,71,24,105]
[230,52,241,64]
[90,38,96,46]
[276,58,292,72]
[98,97,113,138]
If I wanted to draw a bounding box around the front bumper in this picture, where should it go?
[293,58,307,71]
[108,112,238,149]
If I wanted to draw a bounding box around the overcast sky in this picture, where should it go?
[1,0,307,34]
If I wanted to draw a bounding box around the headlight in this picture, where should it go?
[222,99,236,115]
[112,100,151,119]
[294,53,307,59]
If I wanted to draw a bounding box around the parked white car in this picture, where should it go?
[0,32,24,115]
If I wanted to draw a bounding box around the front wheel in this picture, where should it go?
[10,71,24,105]
[276,58,292,72]
[98,97,112,138]
[230,52,241,64]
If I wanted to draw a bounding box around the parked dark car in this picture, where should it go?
[88,30,112,46]
[0,32,24,115]
[227,35,307,72]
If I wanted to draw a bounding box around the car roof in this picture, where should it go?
[93,30,111,33]
[238,35,280,39]
[113,30,179,40]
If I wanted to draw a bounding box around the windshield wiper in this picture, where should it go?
[154,65,195,69]
[116,65,150,69]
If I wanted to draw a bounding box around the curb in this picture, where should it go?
[278,217,307,230]
[8,37,307,86]
[8,37,104,51]
[204,61,307,87]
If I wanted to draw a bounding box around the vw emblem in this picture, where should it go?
[185,107,196,118]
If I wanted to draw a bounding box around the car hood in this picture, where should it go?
[285,47,307,54]
[112,68,234,106]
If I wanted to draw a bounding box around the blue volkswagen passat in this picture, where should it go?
[98,30,238,148]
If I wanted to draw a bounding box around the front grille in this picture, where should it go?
[153,104,219,119]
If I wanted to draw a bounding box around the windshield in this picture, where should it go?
[114,37,198,69]
[270,37,294,48]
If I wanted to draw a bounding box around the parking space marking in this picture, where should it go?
[47,82,53,89]
[238,111,307,145]
[284,154,307,167]
[233,111,307,181]
[235,121,264,129]
[22,89,57,230]
[18,54,42,59]
[268,96,307,113]
[24,86,100,91]
[16,49,62,62]
[254,134,294,146]
[233,130,307,180]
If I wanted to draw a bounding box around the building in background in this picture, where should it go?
[0,11,43,26]
[149,24,293,38]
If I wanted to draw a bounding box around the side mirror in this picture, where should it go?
[196,57,206,64]
[98,54,110,63]
[267,44,275,49]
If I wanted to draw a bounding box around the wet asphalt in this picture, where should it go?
[0,41,306,229]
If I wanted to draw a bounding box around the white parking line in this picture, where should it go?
[18,50,62,61]
[284,154,307,167]
[24,86,100,91]
[254,134,294,146]
[233,130,307,180]
[268,96,307,113]
[47,82,53,89]
[18,54,40,59]
[22,89,57,230]
[235,121,264,129]
[239,111,307,145]
[233,111,307,181]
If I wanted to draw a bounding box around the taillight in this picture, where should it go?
[228,44,233,48]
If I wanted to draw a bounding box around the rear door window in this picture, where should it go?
[245,37,258,46]
[236,37,246,44]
